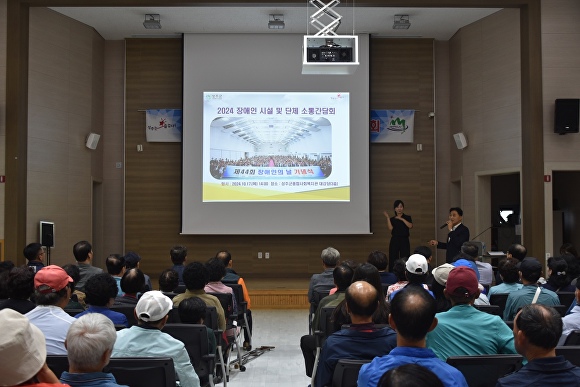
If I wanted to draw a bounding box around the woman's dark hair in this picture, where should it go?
[8,266,35,300]
[498,257,520,284]
[159,269,179,292]
[546,256,571,290]
[178,296,207,324]
[378,364,444,387]
[206,257,226,282]
[392,259,407,282]
[62,264,81,290]
[84,273,118,306]
[393,200,404,209]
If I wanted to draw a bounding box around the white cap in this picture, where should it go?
[0,309,46,385]
[405,254,428,274]
[135,291,173,322]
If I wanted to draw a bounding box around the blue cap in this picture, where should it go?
[452,259,480,280]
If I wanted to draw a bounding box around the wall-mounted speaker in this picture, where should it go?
[453,132,468,150]
[40,221,54,248]
[555,99,580,134]
[86,133,101,150]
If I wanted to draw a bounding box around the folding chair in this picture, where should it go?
[489,293,510,317]
[556,346,580,366]
[163,323,216,387]
[223,282,252,348]
[564,330,580,346]
[105,357,176,387]
[311,306,340,387]
[331,358,371,387]
[309,289,331,334]
[557,292,576,309]
[110,304,137,327]
[473,304,501,316]
[446,354,523,387]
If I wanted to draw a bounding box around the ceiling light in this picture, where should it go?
[143,14,161,29]
[393,15,411,30]
[268,14,285,30]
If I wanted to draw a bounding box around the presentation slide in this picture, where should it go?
[203,92,350,202]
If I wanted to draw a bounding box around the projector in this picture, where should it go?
[302,36,359,75]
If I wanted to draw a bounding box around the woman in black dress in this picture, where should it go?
[384,200,413,272]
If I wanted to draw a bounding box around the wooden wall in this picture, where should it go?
[125,38,435,282]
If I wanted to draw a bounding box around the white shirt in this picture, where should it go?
[559,305,580,345]
[25,305,76,355]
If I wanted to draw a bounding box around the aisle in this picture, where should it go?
[226,309,311,387]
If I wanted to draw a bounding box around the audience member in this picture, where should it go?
[112,291,200,387]
[451,259,490,305]
[497,304,580,386]
[414,245,435,286]
[114,268,145,306]
[0,309,70,387]
[62,263,86,310]
[429,207,470,263]
[560,243,578,258]
[60,313,127,387]
[0,265,36,314]
[377,364,444,387]
[204,257,237,315]
[388,254,432,301]
[488,258,523,296]
[507,243,527,262]
[542,256,575,292]
[170,245,187,285]
[357,286,468,387]
[426,266,517,359]
[430,263,453,313]
[75,273,128,327]
[177,296,217,355]
[24,242,45,273]
[216,249,253,348]
[308,247,340,303]
[73,240,103,292]
[172,262,226,331]
[462,242,493,288]
[316,281,397,387]
[159,268,180,296]
[124,251,152,291]
[562,253,580,285]
[367,250,397,285]
[559,279,580,345]
[25,265,76,355]
[300,264,354,377]
[105,254,126,297]
[386,259,408,299]
[504,258,560,321]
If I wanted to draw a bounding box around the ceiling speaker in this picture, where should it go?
[86,133,101,150]
[453,132,468,150]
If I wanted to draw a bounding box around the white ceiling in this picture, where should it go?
[50,6,501,41]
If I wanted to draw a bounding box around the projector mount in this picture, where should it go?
[309,0,342,36]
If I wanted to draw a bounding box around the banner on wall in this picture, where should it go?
[370,109,414,143]
[145,109,183,142]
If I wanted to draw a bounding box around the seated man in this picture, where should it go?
[159,269,180,298]
[0,265,36,314]
[105,254,125,297]
[461,242,493,289]
[426,266,516,360]
[173,262,226,331]
[497,304,580,386]
[0,309,69,386]
[316,281,397,387]
[170,245,187,286]
[488,257,523,296]
[25,265,76,355]
[300,264,354,377]
[357,286,468,387]
[504,258,560,321]
[388,254,432,301]
[60,313,127,386]
[367,250,397,286]
[216,249,253,349]
[74,240,103,293]
[112,291,200,387]
[308,247,341,303]
[114,268,145,306]
[75,273,129,327]
[559,279,580,345]
[124,251,152,291]
[24,242,45,273]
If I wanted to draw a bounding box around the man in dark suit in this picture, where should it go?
[429,207,470,263]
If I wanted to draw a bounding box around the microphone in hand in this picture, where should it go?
[440,222,448,229]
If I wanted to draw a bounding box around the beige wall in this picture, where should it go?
[0,0,6,250]
[25,8,104,265]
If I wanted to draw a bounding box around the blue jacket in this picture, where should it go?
[496,356,580,386]
[75,306,129,327]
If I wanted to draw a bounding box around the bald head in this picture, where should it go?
[345,281,379,319]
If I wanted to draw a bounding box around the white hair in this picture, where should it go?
[66,313,116,371]
[321,247,340,267]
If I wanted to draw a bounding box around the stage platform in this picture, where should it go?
[244,278,310,309]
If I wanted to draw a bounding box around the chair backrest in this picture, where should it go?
[46,355,69,379]
[446,354,524,387]
[489,293,510,317]
[64,308,84,317]
[109,305,137,327]
[557,292,576,309]
[166,307,181,324]
[331,358,371,387]
[319,306,339,339]
[223,283,246,314]
[473,304,501,316]
[553,304,568,317]
[206,292,234,320]
[47,356,176,387]
[564,330,580,346]
[311,289,331,312]
[104,357,176,387]
[203,305,219,331]
[174,284,186,294]
[163,323,214,385]
[556,346,580,366]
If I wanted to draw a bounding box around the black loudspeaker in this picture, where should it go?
[40,221,54,248]
[555,99,580,134]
